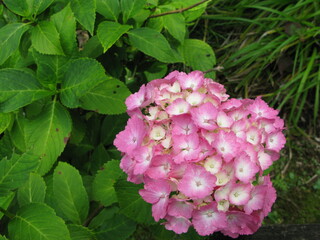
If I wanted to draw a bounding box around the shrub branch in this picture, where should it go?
[149,0,211,18]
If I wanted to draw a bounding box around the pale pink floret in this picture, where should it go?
[165,216,192,234]
[146,155,172,179]
[166,98,190,116]
[244,185,267,214]
[217,111,234,128]
[120,155,134,175]
[197,139,214,161]
[149,125,166,141]
[186,92,205,106]
[261,176,277,216]
[167,198,194,218]
[178,165,216,199]
[247,97,279,120]
[221,98,242,110]
[192,202,227,236]
[204,155,222,175]
[125,85,146,110]
[139,179,171,221]
[172,114,198,135]
[177,71,204,91]
[234,154,259,183]
[222,211,260,238]
[172,133,200,163]
[191,102,218,130]
[229,183,252,205]
[113,115,146,157]
[212,131,239,162]
[257,150,273,171]
[245,127,261,145]
[228,108,248,122]
[266,131,286,152]
[207,82,229,101]
[231,119,247,140]
[133,146,153,175]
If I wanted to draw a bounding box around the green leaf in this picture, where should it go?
[101,113,128,145]
[128,27,182,63]
[9,114,27,152]
[51,4,77,55]
[60,58,107,108]
[0,113,11,134]
[144,62,168,82]
[53,162,89,224]
[88,206,119,229]
[3,0,53,17]
[0,23,29,65]
[92,160,122,207]
[0,153,39,192]
[29,0,54,16]
[71,0,96,35]
[162,12,185,43]
[25,100,72,175]
[181,39,216,71]
[115,179,154,224]
[17,173,46,207]
[8,203,71,240]
[96,213,136,240]
[0,68,53,112]
[96,0,120,21]
[31,21,64,55]
[3,0,29,17]
[97,21,132,53]
[67,224,95,240]
[0,191,15,220]
[69,112,86,145]
[172,0,208,22]
[33,50,70,87]
[120,0,146,23]
[89,144,110,174]
[79,78,131,114]
[79,35,104,59]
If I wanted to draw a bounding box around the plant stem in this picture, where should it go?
[0,207,14,219]
[82,205,104,227]
[149,0,211,18]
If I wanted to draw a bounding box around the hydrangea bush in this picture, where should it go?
[114,71,286,238]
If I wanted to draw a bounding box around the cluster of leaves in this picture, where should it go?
[203,0,320,133]
[0,0,216,239]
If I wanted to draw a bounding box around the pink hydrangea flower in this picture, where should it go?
[114,70,286,237]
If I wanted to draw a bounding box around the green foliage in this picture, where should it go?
[128,27,182,63]
[17,173,46,207]
[31,21,65,55]
[53,162,89,224]
[0,0,219,239]
[8,203,71,240]
[0,69,53,112]
[0,23,29,65]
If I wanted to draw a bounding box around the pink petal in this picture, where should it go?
[165,216,191,234]
[191,102,218,130]
[177,71,204,91]
[166,98,190,116]
[229,183,252,206]
[178,165,216,199]
[192,202,227,236]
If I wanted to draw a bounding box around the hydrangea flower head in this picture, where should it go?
[114,71,286,238]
